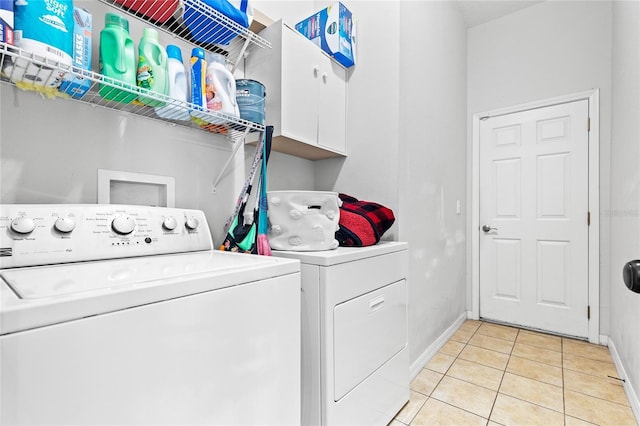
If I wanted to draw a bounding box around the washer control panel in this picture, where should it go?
[0,205,213,268]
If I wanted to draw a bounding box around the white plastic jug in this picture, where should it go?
[205,53,240,119]
[155,45,190,121]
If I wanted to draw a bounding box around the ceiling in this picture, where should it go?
[456,0,544,27]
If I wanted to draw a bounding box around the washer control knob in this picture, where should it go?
[54,217,76,233]
[111,216,136,235]
[11,217,35,234]
[163,216,178,231]
[185,217,199,231]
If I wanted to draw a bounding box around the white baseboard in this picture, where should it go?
[608,338,640,423]
[599,335,609,346]
[409,312,467,381]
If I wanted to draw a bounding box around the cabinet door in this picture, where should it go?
[318,57,347,154]
[281,26,319,146]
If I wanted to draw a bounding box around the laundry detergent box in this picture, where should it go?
[59,7,92,98]
[295,2,356,68]
[0,0,13,45]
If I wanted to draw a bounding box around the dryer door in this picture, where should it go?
[333,279,407,401]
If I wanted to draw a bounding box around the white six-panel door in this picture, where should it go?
[479,100,590,338]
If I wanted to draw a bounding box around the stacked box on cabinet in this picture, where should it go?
[295,2,356,68]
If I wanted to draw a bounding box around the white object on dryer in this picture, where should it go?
[273,241,409,425]
[268,191,340,251]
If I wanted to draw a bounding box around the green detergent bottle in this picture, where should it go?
[99,13,137,103]
[136,28,169,107]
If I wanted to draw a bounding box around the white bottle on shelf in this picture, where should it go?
[205,53,240,118]
[155,45,190,121]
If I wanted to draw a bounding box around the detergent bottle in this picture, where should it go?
[136,28,169,107]
[99,13,137,103]
[155,45,190,121]
[190,47,207,115]
[205,53,240,118]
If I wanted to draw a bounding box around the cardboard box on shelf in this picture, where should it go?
[59,7,92,98]
[295,2,356,68]
[0,0,14,45]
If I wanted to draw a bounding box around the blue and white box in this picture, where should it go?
[295,2,356,68]
[59,7,92,98]
[0,0,13,45]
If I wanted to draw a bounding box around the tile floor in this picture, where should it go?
[391,320,638,426]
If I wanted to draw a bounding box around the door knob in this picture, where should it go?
[482,225,498,233]
[623,260,640,294]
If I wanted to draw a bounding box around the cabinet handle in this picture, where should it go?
[369,296,385,312]
[322,72,328,82]
[313,65,320,76]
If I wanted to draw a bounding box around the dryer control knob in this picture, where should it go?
[54,217,76,233]
[11,217,35,234]
[112,215,136,235]
[163,216,178,231]
[185,217,199,231]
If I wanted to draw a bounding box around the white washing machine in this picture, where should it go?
[0,204,301,426]
[273,242,409,426]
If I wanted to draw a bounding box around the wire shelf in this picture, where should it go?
[98,0,270,71]
[0,42,265,140]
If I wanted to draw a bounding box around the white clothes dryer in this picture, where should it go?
[0,204,301,426]
[273,242,409,426]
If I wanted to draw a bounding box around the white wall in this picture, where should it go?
[467,0,613,334]
[609,0,640,413]
[314,0,401,237]
[398,1,469,364]
[0,84,238,244]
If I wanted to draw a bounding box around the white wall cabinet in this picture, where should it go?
[246,20,347,160]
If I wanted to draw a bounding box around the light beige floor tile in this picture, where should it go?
[565,389,637,425]
[459,320,482,333]
[431,376,497,418]
[469,333,514,354]
[511,342,562,367]
[506,355,563,386]
[563,353,618,379]
[411,398,487,426]
[440,339,466,357]
[476,322,518,342]
[490,393,564,426]
[563,338,613,363]
[516,329,562,352]
[488,422,503,426]
[459,344,510,370]
[564,416,597,425]
[499,372,563,412]
[425,352,456,374]
[564,369,630,406]
[394,390,427,424]
[411,369,443,396]
[446,358,504,391]
[451,328,475,344]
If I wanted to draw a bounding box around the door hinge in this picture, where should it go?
[587,211,591,226]
[587,117,591,132]
[588,305,591,320]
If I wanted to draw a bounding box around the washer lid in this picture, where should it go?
[0,251,300,335]
[2,251,276,299]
